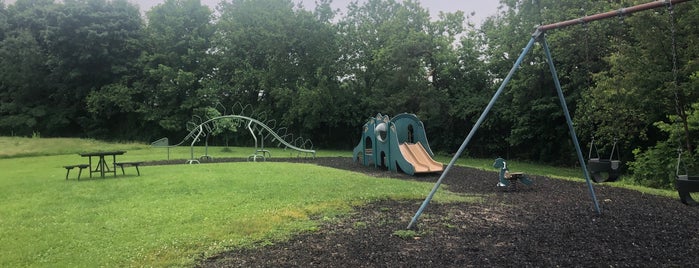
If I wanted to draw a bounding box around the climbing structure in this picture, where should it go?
[352,113,443,175]
[152,103,315,163]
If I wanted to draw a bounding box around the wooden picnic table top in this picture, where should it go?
[79,151,126,157]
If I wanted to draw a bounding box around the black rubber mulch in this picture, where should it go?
[174,157,699,267]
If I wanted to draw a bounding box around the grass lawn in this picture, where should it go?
[0,137,472,267]
[0,137,678,266]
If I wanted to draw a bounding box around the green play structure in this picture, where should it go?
[353,113,443,175]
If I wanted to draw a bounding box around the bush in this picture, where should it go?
[628,142,677,189]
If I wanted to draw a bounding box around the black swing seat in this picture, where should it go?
[676,175,699,206]
[587,158,621,183]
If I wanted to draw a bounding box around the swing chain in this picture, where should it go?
[666,1,682,123]
[677,148,686,177]
[667,2,679,92]
[666,1,694,156]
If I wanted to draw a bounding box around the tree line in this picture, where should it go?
[1,0,697,188]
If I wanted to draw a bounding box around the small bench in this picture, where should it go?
[114,161,143,176]
[64,164,90,180]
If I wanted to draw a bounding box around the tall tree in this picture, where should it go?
[86,0,213,141]
[0,29,52,135]
[0,0,61,136]
[46,0,142,137]
[577,1,699,154]
[212,0,342,146]
[478,0,626,164]
[336,0,479,150]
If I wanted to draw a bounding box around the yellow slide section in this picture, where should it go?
[398,142,444,173]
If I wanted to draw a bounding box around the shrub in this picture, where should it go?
[628,141,677,189]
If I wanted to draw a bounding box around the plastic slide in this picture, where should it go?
[398,142,443,173]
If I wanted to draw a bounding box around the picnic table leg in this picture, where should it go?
[100,156,106,178]
[112,154,117,177]
[88,156,93,178]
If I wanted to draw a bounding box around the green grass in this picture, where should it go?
[0,137,679,266]
[0,137,471,267]
[0,136,149,158]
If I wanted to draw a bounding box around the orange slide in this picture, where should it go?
[398,142,444,173]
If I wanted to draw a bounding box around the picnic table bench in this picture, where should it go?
[64,164,90,180]
[114,161,143,176]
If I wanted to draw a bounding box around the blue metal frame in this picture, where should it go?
[407,35,601,229]
[406,0,696,231]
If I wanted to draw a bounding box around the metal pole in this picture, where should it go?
[407,37,538,229]
[541,36,601,214]
[535,0,690,35]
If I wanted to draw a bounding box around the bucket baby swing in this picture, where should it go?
[675,150,699,206]
[587,137,622,183]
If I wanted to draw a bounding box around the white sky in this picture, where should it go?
[129,0,501,25]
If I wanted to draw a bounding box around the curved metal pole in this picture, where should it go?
[186,125,204,164]
[407,37,538,229]
[247,120,258,152]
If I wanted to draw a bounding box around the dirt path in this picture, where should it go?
[190,157,699,267]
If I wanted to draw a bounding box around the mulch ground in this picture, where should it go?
[167,157,699,267]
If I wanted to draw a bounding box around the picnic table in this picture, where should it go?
[79,151,126,178]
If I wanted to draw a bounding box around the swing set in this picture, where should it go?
[407,0,693,229]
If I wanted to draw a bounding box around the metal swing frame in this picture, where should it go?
[407,0,692,229]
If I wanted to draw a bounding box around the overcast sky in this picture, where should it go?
[129,0,501,25]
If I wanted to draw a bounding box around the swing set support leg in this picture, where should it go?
[541,36,601,215]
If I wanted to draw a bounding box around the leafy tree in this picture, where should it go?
[337,0,431,114]
[0,29,52,135]
[87,0,213,140]
[336,0,482,150]
[478,0,633,164]
[44,0,143,137]
[213,0,344,146]
[438,29,496,156]
[0,2,6,39]
[138,0,213,134]
[478,0,564,163]
[579,1,699,187]
[0,0,61,136]
[629,101,699,189]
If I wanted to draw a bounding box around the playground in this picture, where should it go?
[201,157,699,267]
[1,1,695,266]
